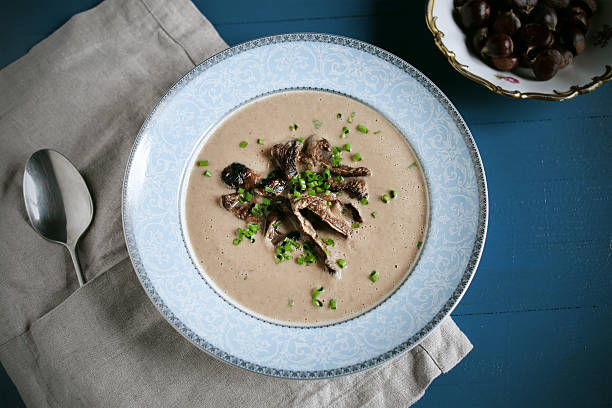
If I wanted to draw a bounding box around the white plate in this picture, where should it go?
[122,34,488,378]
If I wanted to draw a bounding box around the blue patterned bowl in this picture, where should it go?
[122,34,488,379]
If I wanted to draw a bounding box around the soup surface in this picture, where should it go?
[184,90,427,324]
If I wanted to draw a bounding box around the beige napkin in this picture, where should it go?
[0,0,473,406]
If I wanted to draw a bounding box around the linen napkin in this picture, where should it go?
[0,0,473,406]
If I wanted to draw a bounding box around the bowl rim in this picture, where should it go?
[425,0,612,101]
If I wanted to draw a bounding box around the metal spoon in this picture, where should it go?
[23,149,94,286]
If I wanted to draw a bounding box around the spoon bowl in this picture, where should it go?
[23,149,93,286]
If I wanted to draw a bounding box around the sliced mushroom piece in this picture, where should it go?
[221,193,261,223]
[301,137,371,177]
[255,168,287,197]
[221,162,262,190]
[292,196,352,238]
[328,178,368,200]
[271,140,302,179]
[290,203,340,275]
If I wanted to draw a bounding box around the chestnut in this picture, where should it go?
[481,33,514,57]
[567,6,589,33]
[493,10,522,35]
[519,23,553,48]
[459,0,492,29]
[471,27,490,53]
[572,0,597,16]
[511,0,539,14]
[543,0,569,7]
[530,4,558,31]
[563,25,586,55]
[491,55,520,70]
[532,48,563,80]
[554,45,574,68]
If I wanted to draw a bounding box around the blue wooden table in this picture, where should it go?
[1,1,610,406]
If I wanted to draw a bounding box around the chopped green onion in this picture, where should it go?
[239,141,248,148]
[244,275,248,280]
[347,112,355,124]
[198,160,209,167]
[237,187,245,194]
[294,190,301,198]
[233,238,241,246]
[273,220,282,228]
[360,198,369,205]
[407,161,417,169]
[264,186,274,193]
[312,286,325,307]
[369,270,379,282]
[332,146,341,154]
[343,144,352,152]
[357,124,368,134]
[336,113,342,119]
[298,136,304,142]
[324,189,330,195]
[381,194,390,203]
[257,138,264,145]
[342,126,349,134]
[289,123,298,131]
[313,119,323,129]
[204,170,212,177]
[337,259,347,268]
[329,299,337,310]
[289,299,295,307]
[353,222,360,228]
[262,197,271,205]
[322,238,335,247]
[373,130,381,135]
[307,190,316,196]
[327,201,332,207]
[417,241,423,248]
[390,189,397,199]
[352,153,362,162]
[371,211,378,218]
[336,175,344,182]
[244,192,253,201]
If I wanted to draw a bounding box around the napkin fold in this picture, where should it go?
[0,0,472,406]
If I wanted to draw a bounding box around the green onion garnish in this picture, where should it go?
[239,141,248,148]
[289,299,295,307]
[353,222,359,228]
[343,144,352,152]
[238,187,245,194]
[312,286,325,307]
[329,299,337,310]
[307,190,315,196]
[357,125,368,134]
[369,270,379,282]
[322,238,335,247]
[313,119,323,129]
[373,130,381,135]
[336,113,342,119]
[407,161,417,169]
[298,136,304,142]
[347,112,355,124]
[264,186,274,193]
[289,123,298,131]
[336,175,344,182]
[233,223,259,245]
[244,275,248,280]
[273,220,282,228]
[417,241,423,248]
[337,259,347,268]
[390,189,397,199]
[371,211,378,218]
[327,201,332,207]
[233,238,241,246]
[342,126,349,134]
[360,198,368,205]
[204,170,212,177]
[294,190,301,198]
[381,194,390,203]
[257,138,264,145]
[244,191,253,201]
[352,153,362,162]
[198,160,209,167]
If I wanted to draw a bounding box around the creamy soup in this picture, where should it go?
[184,90,427,324]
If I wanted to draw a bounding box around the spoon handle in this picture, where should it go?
[67,245,86,287]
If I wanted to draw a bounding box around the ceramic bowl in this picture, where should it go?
[426,0,612,100]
